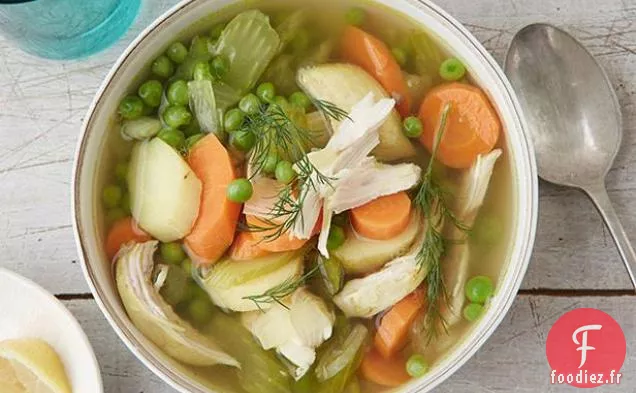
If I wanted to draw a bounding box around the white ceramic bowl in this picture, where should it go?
[72,0,538,392]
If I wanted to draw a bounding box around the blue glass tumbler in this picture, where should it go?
[0,0,141,59]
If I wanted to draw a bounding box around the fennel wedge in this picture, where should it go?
[333,215,429,318]
[116,241,238,367]
[297,64,415,162]
[333,211,421,275]
[199,251,305,312]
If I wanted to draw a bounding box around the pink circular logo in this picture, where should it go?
[546,308,626,388]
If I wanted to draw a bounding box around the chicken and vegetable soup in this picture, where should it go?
[102,1,512,391]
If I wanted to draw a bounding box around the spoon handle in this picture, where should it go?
[584,183,636,290]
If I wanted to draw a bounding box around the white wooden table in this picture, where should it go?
[1,0,634,391]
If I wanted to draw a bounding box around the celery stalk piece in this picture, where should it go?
[315,324,368,382]
[214,10,281,94]
[205,312,293,393]
[275,10,308,52]
[212,81,243,111]
[262,54,299,96]
[188,80,218,134]
[410,31,444,81]
[314,320,368,393]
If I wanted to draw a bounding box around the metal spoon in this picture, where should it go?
[504,23,636,290]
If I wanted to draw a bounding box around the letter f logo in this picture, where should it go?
[572,324,603,368]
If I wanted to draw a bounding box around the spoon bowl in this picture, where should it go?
[505,23,622,188]
[505,23,636,289]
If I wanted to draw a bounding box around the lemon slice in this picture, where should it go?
[0,339,71,393]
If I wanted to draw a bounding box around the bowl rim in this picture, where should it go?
[72,0,538,392]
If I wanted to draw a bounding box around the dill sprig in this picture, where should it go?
[244,103,314,179]
[413,103,469,341]
[312,98,351,122]
[244,99,347,242]
[243,264,321,310]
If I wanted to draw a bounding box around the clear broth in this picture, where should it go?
[102,0,514,391]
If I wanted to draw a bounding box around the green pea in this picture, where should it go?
[160,242,187,265]
[227,178,254,203]
[167,42,188,64]
[463,303,484,322]
[193,61,213,81]
[262,153,279,174]
[152,55,175,79]
[211,56,230,80]
[186,134,205,150]
[188,298,214,325]
[403,116,424,138]
[159,266,189,306]
[230,130,256,152]
[158,128,186,149]
[115,162,129,184]
[327,225,346,251]
[163,106,192,129]
[256,82,276,103]
[239,93,261,115]
[106,208,126,226]
[465,276,494,304]
[210,23,226,39]
[102,184,123,208]
[406,354,429,377]
[271,96,289,109]
[118,95,144,120]
[137,80,163,108]
[291,29,310,53]
[392,47,408,67]
[275,161,296,184]
[440,57,466,81]
[167,80,190,106]
[189,282,210,302]
[345,7,366,26]
[120,192,131,215]
[289,91,312,111]
[224,108,245,132]
[182,258,194,276]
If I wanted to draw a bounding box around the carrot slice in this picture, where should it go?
[184,135,241,265]
[360,348,411,387]
[245,215,308,253]
[229,231,271,261]
[375,289,426,358]
[106,217,152,260]
[340,26,411,117]
[418,83,501,169]
[350,192,412,240]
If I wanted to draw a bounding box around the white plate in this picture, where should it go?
[0,268,103,392]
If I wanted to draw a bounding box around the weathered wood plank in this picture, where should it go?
[0,0,634,294]
[64,295,634,392]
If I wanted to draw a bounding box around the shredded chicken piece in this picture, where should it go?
[241,288,334,380]
[243,177,284,218]
[288,94,420,254]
